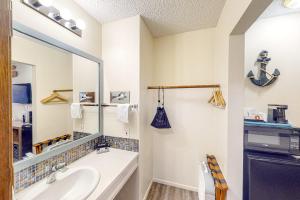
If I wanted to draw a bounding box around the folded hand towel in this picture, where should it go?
[71,103,82,119]
[117,104,130,123]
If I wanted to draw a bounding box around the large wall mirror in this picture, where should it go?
[12,23,102,168]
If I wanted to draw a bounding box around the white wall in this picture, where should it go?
[213,0,252,198]
[139,18,154,199]
[213,0,272,199]
[72,54,99,134]
[102,15,155,199]
[12,35,73,144]
[13,0,102,58]
[102,16,140,139]
[152,28,216,190]
[99,2,273,199]
[245,13,300,126]
[213,0,252,176]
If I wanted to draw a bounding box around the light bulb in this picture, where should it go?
[64,21,71,28]
[64,20,76,29]
[39,0,53,7]
[76,19,86,30]
[47,7,59,19]
[48,12,56,18]
[60,9,72,20]
[283,0,300,9]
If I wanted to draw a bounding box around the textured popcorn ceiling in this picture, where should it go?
[73,0,226,37]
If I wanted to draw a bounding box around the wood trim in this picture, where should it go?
[0,0,13,199]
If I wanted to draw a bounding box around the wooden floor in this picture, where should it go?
[146,182,198,200]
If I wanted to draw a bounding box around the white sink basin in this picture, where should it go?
[16,167,100,200]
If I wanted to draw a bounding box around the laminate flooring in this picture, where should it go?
[146,182,198,200]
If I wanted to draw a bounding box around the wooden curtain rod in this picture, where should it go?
[53,89,73,93]
[147,84,220,90]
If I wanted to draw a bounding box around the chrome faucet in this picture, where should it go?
[46,162,66,184]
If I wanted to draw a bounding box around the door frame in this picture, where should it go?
[226,0,272,199]
[0,0,13,199]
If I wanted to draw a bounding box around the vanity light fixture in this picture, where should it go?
[65,20,76,29]
[24,0,43,8]
[60,8,72,21]
[283,0,300,9]
[22,0,84,37]
[76,19,86,30]
[39,0,53,7]
[47,7,61,21]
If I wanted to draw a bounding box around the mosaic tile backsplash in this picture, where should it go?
[14,137,100,193]
[73,131,92,140]
[105,135,139,152]
[14,135,139,193]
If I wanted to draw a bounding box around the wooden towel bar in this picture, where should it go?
[207,155,228,200]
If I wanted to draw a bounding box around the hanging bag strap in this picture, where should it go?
[162,88,165,107]
[158,87,161,107]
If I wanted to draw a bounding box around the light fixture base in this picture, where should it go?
[22,0,83,37]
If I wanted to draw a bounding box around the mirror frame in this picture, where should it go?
[12,21,103,172]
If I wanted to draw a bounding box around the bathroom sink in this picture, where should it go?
[16,167,100,200]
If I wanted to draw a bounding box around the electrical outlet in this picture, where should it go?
[124,127,130,138]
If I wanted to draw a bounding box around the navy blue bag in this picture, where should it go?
[151,88,171,129]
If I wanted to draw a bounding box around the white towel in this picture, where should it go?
[117,104,130,123]
[71,103,82,119]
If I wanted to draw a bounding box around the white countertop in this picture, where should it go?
[16,148,139,200]
[73,148,139,200]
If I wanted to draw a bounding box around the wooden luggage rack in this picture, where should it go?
[207,155,228,200]
[33,134,71,154]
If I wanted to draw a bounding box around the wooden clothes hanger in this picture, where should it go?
[41,92,69,104]
[208,88,226,109]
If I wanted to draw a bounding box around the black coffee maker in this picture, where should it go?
[268,104,288,124]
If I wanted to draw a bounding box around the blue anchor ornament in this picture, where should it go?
[247,50,280,87]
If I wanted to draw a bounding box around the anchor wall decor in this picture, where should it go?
[247,50,280,87]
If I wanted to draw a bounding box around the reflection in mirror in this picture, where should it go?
[12,31,100,163]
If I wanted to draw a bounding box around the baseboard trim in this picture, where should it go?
[143,180,153,200]
[153,178,198,192]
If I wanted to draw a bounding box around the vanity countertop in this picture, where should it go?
[16,148,139,200]
[13,120,32,128]
[76,148,139,200]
